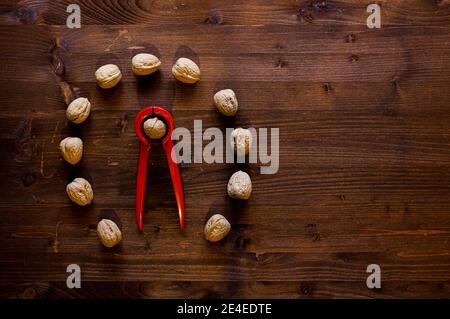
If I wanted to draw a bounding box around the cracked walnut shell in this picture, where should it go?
[59,137,83,165]
[95,64,122,89]
[132,53,161,76]
[214,89,238,116]
[204,214,231,242]
[143,117,167,139]
[230,128,252,157]
[66,177,93,206]
[172,57,200,84]
[66,97,91,124]
[97,219,122,248]
[227,170,252,200]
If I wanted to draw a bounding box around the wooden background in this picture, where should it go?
[1,0,450,299]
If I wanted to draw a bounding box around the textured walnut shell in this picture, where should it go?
[132,53,161,76]
[143,117,167,139]
[230,128,252,157]
[214,89,238,116]
[66,97,91,124]
[97,219,122,248]
[204,214,231,242]
[95,64,122,89]
[59,137,83,165]
[172,57,200,84]
[66,177,93,206]
[227,170,252,200]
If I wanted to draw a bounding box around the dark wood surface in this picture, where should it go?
[1,0,450,299]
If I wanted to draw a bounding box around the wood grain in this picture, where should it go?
[1,0,450,298]
[1,280,450,299]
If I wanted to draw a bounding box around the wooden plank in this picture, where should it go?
[1,1,450,26]
[1,280,450,299]
[3,81,450,117]
[0,250,450,282]
[2,25,450,83]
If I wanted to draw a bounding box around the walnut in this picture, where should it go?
[230,128,252,157]
[95,64,122,89]
[227,170,252,200]
[66,97,91,124]
[172,57,200,84]
[97,219,122,248]
[132,53,161,76]
[143,117,167,139]
[214,89,238,116]
[59,137,83,165]
[204,214,231,242]
[66,177,93,206]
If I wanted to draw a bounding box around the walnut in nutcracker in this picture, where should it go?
[227,170,252,200]
[66,97,91,124]
[97,219,122,248]
[66,177,93,206]
[143,117,167,139]
[59,137,83,165]
[172,57,200,84]
[204,214,231,242]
